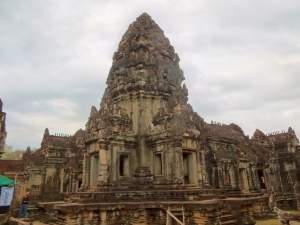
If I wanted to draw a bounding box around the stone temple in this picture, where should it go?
[1,13,300,225]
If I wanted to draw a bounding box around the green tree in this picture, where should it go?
[4,149,25,160]
[1,145,13,159]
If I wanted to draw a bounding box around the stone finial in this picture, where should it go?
[253,129,266,140]
[90,106,97,117]
[44,128,50,137]
[288,127,295,135]
[0,98,2,112]
[228,123,245,135]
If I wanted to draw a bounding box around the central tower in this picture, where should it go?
[83,13,204,190]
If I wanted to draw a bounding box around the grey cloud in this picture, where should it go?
[0,0,299,149]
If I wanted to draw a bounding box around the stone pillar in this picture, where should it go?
[85,154,91,189]
[59,167,64,193]
[196,147,203,186]
[200,149,208,185]
[137,92,146,167]
[100,210,107,225]
[216,167,223,189]
[98,139,109,185]
[172,136,183,183]
[82,153,86,188]
[229,165,237,189]
[174,146,182,182]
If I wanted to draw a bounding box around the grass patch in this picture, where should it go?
[256,219,300,225]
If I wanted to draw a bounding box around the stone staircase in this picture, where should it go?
[220,210,238,225]
[9,217,48,225]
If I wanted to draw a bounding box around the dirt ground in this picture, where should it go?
[256,219,300,225]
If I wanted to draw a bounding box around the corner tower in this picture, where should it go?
[84,13,204,190]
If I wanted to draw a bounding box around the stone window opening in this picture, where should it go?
[119,154,129,177]
[154,153,162,176]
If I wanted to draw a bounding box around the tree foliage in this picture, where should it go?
[1,145,13,159]
[1,145,25,160]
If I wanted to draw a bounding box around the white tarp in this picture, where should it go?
[0,186,14,206]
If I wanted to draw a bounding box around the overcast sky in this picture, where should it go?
[1,0,299,150]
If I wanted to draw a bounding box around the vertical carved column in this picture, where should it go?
[85,154,91,189]
[71,173,76,192]
[200,149,208,185]
[165,143,171,181]
[217,166,223,189]
[100,210,107,225]
[229,164,237,189]
[137,92,146,167]
[59,167,64,193]
[82,153,86,189]
[196,145,203,186]
[98,139,109,184]
[172,136,183,183]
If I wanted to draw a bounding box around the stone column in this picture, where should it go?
[98,138,109,184]
[85,154,91,189]
[196,146,203,186]
[82,153,86,189]
[229,165,237,189]
[100,210,107,225]
[172,136,183,183]
[59,167,64,193]
[200,149,209,185]
[176,147,183,183]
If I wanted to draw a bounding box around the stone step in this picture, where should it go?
[220,210,238,225]
[221,219,238,225]
[220,214,235,221]
[9,217,30,225]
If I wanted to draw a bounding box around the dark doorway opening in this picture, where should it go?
[155,154,162,175]
[257,169,266,189]
[119,155,129,176]
[78,180,82,189]
[183,153,189,184]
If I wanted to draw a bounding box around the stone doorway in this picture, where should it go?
[119,154,129,177]
[154,153,162,175]
[77,180,82,191]
[182,152,197,185]
[90,155,99,188]
[257,169,266,189]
